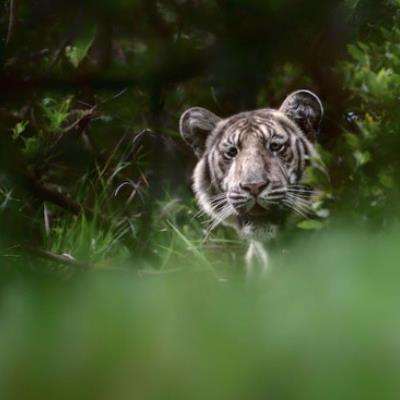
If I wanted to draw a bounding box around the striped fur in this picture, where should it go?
[180,90,325,274]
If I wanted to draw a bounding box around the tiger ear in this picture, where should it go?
[279,90,324,141]
[180,107,221,158]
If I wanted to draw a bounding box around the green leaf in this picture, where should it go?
[354,150,371,167]
[344,132,360,149]
[348,44,367,64]
[41,96,72,133]
[297,220,324,231]
[379,173,394,189]
[65,24,97,68]
[12,121,29,140]
[22,137,41,158]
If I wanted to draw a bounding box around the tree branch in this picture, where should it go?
[6,0,16,46]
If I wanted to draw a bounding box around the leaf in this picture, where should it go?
[344,132,360,149]
[379,173,394,189]
[22,137,41,158]
[354,150,371,167]
[65,24,97,68]
[41,96,72,133]
[12,121,29,140]
[297,220,324,231]
[348,44,367,64]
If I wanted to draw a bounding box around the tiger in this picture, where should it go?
[179,90,325,275]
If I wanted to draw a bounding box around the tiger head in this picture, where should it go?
[179,90,324,238]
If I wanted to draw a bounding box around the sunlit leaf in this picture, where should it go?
[65,24,97,68]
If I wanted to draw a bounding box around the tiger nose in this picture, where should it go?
[240,181,269,196]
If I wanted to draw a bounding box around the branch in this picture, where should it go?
[29,178,82,215]
[25,247,92,269]
[6,0,16,46]
[28,176,116,230]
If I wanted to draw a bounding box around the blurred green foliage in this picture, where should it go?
[1,228,400,400]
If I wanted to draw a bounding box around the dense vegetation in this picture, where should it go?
[1,0,400,398]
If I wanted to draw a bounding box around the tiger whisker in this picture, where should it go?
[261,195,284,201]
[288,185,319,193]
[267,192,287,198]
[230,202,249,209]
[282,200,309,219]
[209,196,228,208]
[288,184,314,188]
[287,192,314,205]
[210,198,228,207]
[286,192,315,201]
[287,190,319,197]
[193,209,210,219]
[284,196,314,217]
[284,193,314,211]
[205,204,236,238]
[287,191,319,200]
[286,198,313,214]
[193,199,228,219]
[287,187,319,194]
[208,194,228,204]
[286,193,314,207]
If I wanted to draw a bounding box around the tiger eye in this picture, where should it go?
[270,142,285,153]
[226,147,238,158]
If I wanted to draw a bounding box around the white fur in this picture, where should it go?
[245,240,269,278]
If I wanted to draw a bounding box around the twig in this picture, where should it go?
[6,0,16,46]
[49,89,128,156]
[49,38,71,68]
[43,203,50,237]
[28,175,114,229]
[98,88,129,107]
[25,247,92,269]
[61,105,97,133]
[29,177,82,215]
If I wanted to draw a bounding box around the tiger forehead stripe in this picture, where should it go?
[223,119,247,137]
[253,117,274,131]
[222,119,248,141]
[274,116,298,136]
[252,115,271,125]
[271,119,294,140]
[220,113,307,147]
[254,123,271,137]
[233,130,241,146]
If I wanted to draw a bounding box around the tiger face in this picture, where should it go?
[180,90,324,238]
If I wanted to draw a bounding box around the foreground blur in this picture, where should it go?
[0,228,400,400]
